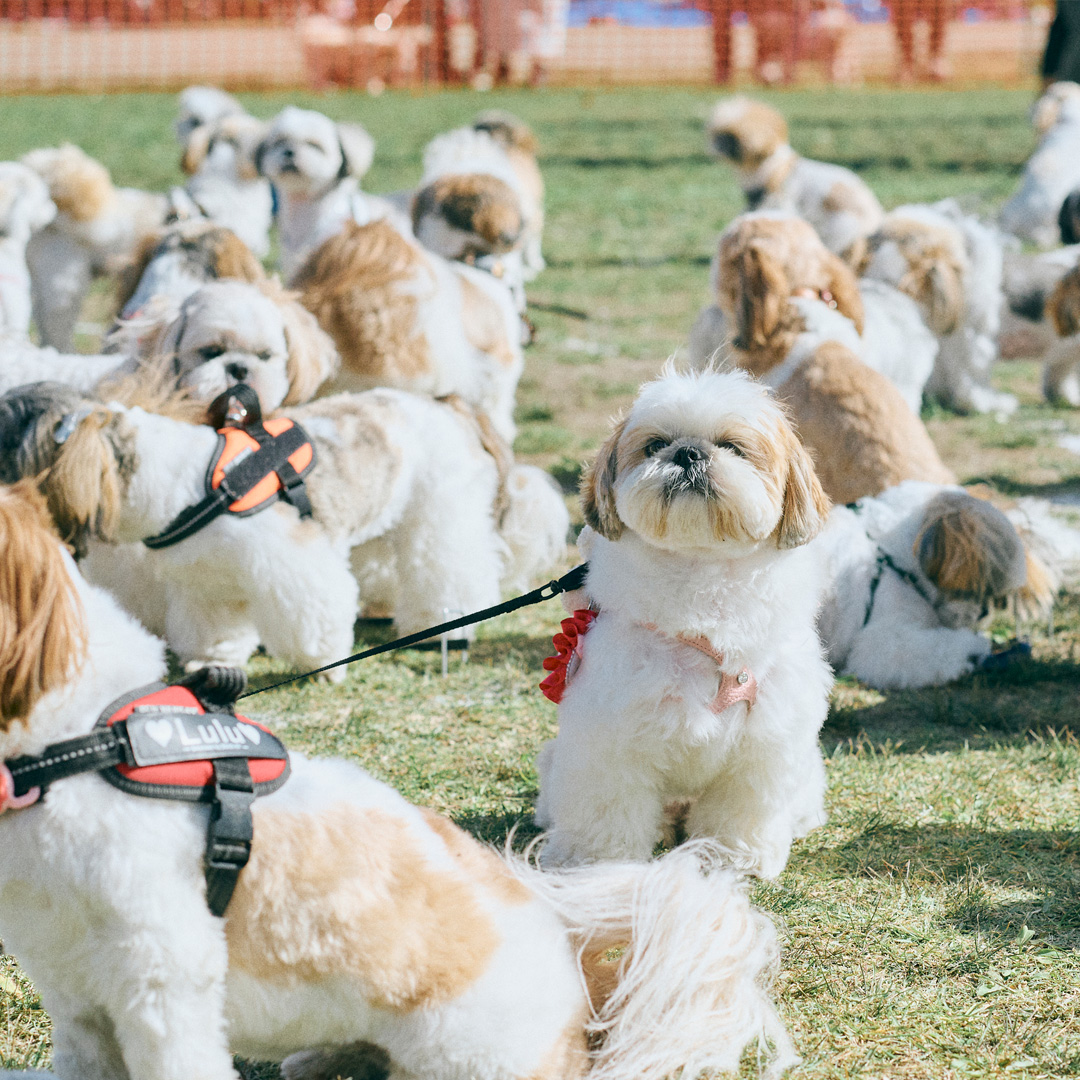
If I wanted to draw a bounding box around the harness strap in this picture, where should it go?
[862,549,938,628]
[204,757,255,918]
[5,729,128,798]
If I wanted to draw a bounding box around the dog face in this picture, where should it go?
[0,162,56,242]
[182,113,267,182]
[715,213,865,350]
[257,107,375,197]
[413,174,524,259]
[582,369,829,554]
[175,85,244,143]
[707,97,789,171]
[155,280,338,413]
[914,491,1027,628]
[472,110,539,156]
[0,480,86,732]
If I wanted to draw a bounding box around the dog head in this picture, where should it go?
[182,112,267,182]
[0,162,56,243]
[0,480,87,732]
[413,173,524,259]
[914,490,1027,628]
[707,97,789,171]
[472,110,539,157]
[257,107,375,197]
[175,85,245,143]
[21,144,115,224]
[582,368,829,554]
[1032,81,1080,136]
[146,279,338,414]
[861,212,967,334]
[715,213,864,351]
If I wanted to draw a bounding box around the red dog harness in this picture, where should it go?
[0,669,289,916]
[541,610,757,713]
[144,385,316,550]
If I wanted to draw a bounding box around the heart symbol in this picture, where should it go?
[145,719,174,748]
[240,725,261,746]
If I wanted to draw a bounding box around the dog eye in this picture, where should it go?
[643,438,668,457]
[715,440,744,456]
[304,139,324,151]
[255,350,272,361]
[199,345,225,361]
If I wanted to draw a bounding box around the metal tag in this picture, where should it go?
[124,709,287,768]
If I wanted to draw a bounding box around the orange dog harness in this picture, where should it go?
[144,385,316,549]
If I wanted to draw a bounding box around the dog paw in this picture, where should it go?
[281,1043,390,1080]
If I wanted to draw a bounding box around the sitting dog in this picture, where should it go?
[706,97,883,263]
[689,211,936,414]
[23,143,171,350]
[1000,81,1080,250]
[534,368,833,879]
[256,106,407,282]
[860,200,1016,416]
[294,219,524,442]
[0,478,793,1080]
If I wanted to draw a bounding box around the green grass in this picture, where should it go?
[3,84,1080,1078]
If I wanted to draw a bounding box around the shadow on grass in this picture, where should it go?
[824,657,1080,753]
[810,821,1080,950]
[450,809,542,849]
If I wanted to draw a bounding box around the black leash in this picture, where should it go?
[240,563,590,699]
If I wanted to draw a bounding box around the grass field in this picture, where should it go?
[2,85,1080,1079]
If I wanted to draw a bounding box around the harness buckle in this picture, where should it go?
[204,757,255,917]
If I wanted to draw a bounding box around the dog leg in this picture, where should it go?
[164,588,262,670]
[846,621,990,690]
[48,1001,129,1080]
[26,231,92,352]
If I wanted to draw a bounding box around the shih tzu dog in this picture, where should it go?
[816,481,1080,689]
[22,143,171,350]
[256,105,407,282]
[294,219,524,442]
[0,380,560,674]
[174,84,245,143]
[860,200,1016,416]
[690,214,953,505]
[689,211,937,414]
[1000,81,1080,250]
[178,110,274,260]
[707,96,883,263]
[0,478,792,1080]
[534,368,833,880]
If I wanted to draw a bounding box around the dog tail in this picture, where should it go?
[511,840,797,1080]
[1007,498,1080,617]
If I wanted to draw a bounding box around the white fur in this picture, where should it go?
[1000,82,1080,248]
[174,85,243,142]
[0,538,789,1080]
[257,106,410,282]
[536,370,832,879]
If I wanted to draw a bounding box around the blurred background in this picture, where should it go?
[0,0,1056,95]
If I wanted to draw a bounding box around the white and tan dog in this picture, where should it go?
[860,200,1016,416]
[534,368,833,879]
[174,85,245,143]
[0,479,793,1080]
[23,144,171,351]
[257,106,406,282]
[707,97,883,263]
[1000,81,1080,249]
[295,219,524,442]
[1040,262,1080,405]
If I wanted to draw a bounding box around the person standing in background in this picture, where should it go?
[892,0,952,82]
[1042,0,1080,87]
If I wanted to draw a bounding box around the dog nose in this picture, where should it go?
[672,445,706,470]
[225,361,249,382]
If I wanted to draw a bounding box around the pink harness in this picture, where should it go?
[540,609,757,713]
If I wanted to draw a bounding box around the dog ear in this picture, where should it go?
[737,243,787,348]
[922,257,965,336]
[336,123,375,179]
[824,253,865,334]
[776,424,830,549]
[1048,267,1080,337]
[0,480,86,730]
[181,124,213,176]
[581,416,628,541]
[278,293,340,405]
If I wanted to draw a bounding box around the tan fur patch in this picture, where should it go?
[776,341,954,504]
[581,415,628,540]
[181,125,212,176]
[414,174,524,254]
[708,98,788,171]
[435,394,514,526]
[26,144,114,223]
[521,1013,590,1080]
[458,271,519,370]
[226,803,500,1011]
[0,481,86,729]
[821,179,884,247]
[295,221,434,385]
[1048,266,1080,337]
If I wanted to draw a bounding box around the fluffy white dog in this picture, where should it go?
[534,368,833,879]
[0,381,562,673]
[0,479,792,1080]
[861,200,1016,415]
[257,106,407,282]
[1000,81,1080,249]
[707,97,883,262]
[174,84,245,143]
[23,144,170,350]
[815,481,1079,689]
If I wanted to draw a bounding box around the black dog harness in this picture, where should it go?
[2,669,289,916]
[144,385,316,550]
